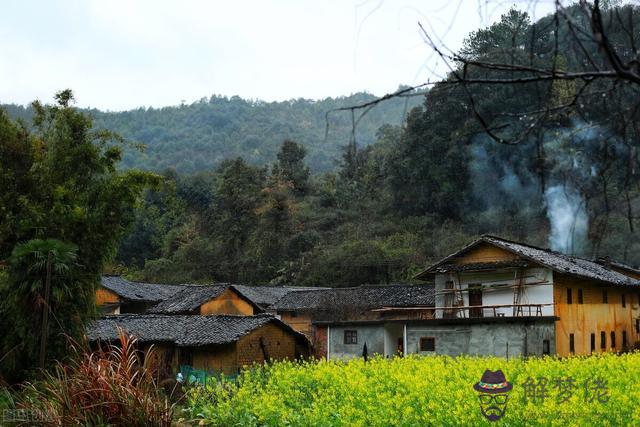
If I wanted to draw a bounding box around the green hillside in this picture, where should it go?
[2,89,423,173]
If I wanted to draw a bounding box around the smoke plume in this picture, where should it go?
[544,185,588,254]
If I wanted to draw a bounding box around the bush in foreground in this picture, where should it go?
[9,331,175,426]
[186,353,640,426]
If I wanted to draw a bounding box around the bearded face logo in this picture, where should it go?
[474,369,512,422]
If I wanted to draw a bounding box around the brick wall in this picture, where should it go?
[192,343,238,374]
[313,325,327,359]
[236,323,297,368]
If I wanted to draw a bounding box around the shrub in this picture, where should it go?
[14,330,175,426]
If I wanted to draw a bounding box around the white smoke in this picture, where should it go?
[544,185,588,254]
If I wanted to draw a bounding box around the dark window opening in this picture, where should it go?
[603,290,608,303]
[623,331,628,349]
[601,331,606,349]
[622,294,626,308]
[569,334,575,353]
[611,331,616,349]
[344,330,357,345]
[567,288,573,304]
[591,333,596,352]
[468,284,483,318]
[636,319,640,334]
[542,339,550,355]
[578,289,583,304]
[420,337,435,352]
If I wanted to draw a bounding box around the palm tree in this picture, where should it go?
[9,239,78,369]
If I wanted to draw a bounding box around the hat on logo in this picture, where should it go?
[473,369,513,394]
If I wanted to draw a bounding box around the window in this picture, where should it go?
[591,333,596,352]
[603,290,608,303]
[601,331,606,349]
[611,331,616,349]
[567,288,573,304]
[569,334,575,353]
[623,331,628,349]
[542,339,550,355]
[578,289,583,304]
[636,319,639,334]
[344,330,357,345]
[420,337,435,352]
[622,294,626,308]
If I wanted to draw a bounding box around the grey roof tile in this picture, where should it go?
[272,284,435,312]
[231,285,323,309]
[87,313,306,346]
[146,284,230,314]
[100,276,186,302]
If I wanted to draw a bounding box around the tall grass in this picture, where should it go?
[13,330,175,426]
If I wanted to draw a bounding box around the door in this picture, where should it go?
[468,284,483,318]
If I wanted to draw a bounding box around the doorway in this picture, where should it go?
[468,284,483,318]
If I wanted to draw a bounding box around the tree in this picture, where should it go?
[386,106,470,219]
[209,158,266,281]
[0,91,159,381]
[272,140,310,195]
[7,239,78,370]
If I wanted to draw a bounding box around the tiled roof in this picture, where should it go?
[231,285,323,309]
[86,314,307,347]
[595,258,640,277]
[146,284,230,314]
[100,276,186,302]
[272,284,435,312]
[417,235,640,287]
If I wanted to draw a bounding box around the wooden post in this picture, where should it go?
[39,251,53,370]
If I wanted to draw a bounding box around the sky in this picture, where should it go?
[0,0,557,111]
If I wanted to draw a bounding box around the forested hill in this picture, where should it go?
[2,90,422,173]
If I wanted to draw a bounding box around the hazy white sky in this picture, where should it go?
[0,0,556,111]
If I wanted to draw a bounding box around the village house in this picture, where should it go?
[93,237,640,365]
[97,275,186,314]
[87,313,310,375]
[96,277,317,315]
[272,285,436,359]
[413,235,640,357]
[145,283,320,315]
[146,284,264,315]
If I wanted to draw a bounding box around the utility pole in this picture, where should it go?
[39,251,53,370]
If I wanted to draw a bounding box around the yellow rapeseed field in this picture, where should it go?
[186,353,640,426]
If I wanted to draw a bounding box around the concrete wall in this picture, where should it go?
[328,325,385,360]
[435,267,554,318]
[406,320,556,357]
